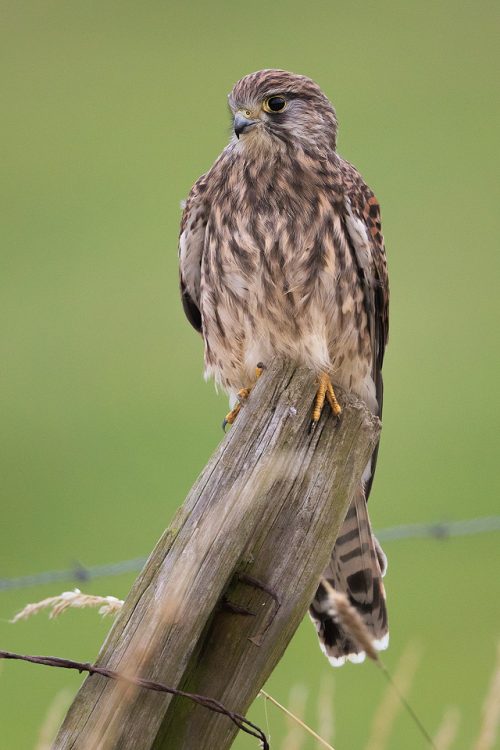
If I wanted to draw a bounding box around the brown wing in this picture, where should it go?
[339,159,389,498]
[309,163,390,668]
[344,186,388,397]
[357,189,389,383]
[178,175,209,334]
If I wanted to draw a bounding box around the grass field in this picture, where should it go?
[1,1,499,747]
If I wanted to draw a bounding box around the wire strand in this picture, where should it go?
[1,516,498,592]
[0,650,270,749]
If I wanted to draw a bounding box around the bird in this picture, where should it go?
[178,69,389,666]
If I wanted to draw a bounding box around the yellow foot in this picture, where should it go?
[326,379,342,417]
[310,372,342,431]
[222,363,265,431]
[222,401,241,431]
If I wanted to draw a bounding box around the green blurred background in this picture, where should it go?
[1,1,499,748]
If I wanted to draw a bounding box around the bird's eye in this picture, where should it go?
[263,96,287,113]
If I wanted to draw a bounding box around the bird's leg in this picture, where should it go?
[221,393,245,431]
[311,373,328,425]
[310,372,342,431]
[222,363,264,431]
[326,378,342,417]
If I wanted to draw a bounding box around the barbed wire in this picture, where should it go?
[0,557,147,592]
[1,515,499,593]
[375,514,500,541]
[0,649,270,749]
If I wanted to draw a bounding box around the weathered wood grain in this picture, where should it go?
[54,358,380,750]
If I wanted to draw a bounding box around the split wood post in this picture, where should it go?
[54,357,380,750]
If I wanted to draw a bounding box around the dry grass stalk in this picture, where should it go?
[473,641,500,750]
[35,689,73,750]
[11,589,124,623]
[433,707,460,750]
[280,683,309,750]
[260,689,335,750]
[317,674,335,746]
[364,643,422,750]
[321,579,378,661]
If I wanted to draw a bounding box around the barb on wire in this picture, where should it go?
[1,516,498,593]
[0,649,269,750]
[0,557,147,592]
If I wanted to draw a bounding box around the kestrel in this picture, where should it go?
[178,69,389,665]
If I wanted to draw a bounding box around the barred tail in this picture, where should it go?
[309,488,389,666]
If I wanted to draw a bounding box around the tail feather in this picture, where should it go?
[310,488,389,666]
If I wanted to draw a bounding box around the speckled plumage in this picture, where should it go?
[179,69,390,665]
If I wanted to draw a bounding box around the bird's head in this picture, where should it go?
[228,69,338,156]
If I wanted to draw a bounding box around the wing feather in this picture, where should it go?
[340,161,389,499]
[178,176,209,334]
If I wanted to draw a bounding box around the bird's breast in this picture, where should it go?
[202,194,370,392]
[206,189,348,310]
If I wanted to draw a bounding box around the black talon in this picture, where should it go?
[308,419,319,435]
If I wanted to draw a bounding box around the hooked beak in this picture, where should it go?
[234,113,258,138]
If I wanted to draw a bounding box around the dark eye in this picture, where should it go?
[263,96,287,113]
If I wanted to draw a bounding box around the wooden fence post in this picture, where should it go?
[54,357,380,749]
